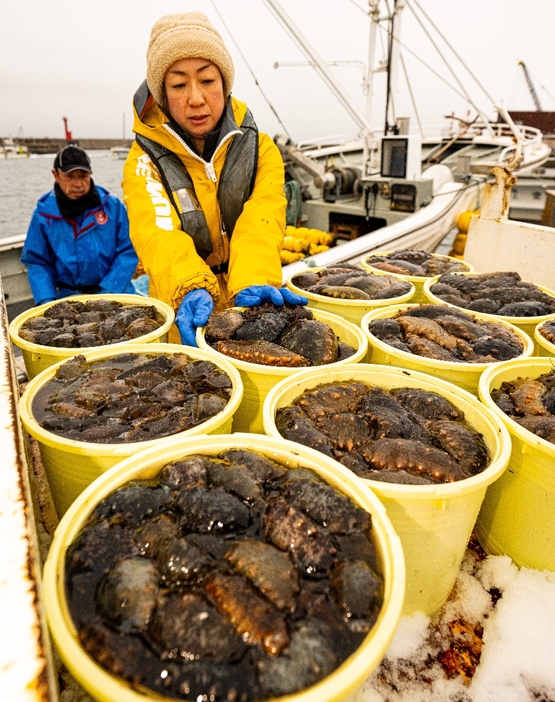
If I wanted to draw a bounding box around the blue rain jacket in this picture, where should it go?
[21,185,138,305]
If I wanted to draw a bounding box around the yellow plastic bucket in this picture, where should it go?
[361,303,534,397]
[285,268,415,324]
[197,308,368,434]
[263,364,511,615]
[9,294,175,380]
[476,357,555,571]
[423,274,555,354]
[360,251,473,303]
[42,432,405,702]
[19,343,243,517]
[534,320,555,357]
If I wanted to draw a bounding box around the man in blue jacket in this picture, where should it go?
[21,145,138,305]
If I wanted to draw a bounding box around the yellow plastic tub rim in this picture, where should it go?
[361,303,534,397]
[423,273,555,352]
[476,356,555,571]
[43,432,405,702]
[360,251,474,304]
[263,363,512,616]
[19,343,243,517]
[196,307,368,434]
[534,320,555,357]
[285,266,415,324]
[9,294,176,380]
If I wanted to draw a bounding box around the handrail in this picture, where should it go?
[297,134,349,151]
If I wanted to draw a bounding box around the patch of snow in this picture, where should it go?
[362,550,555,702]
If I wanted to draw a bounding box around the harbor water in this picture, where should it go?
[0,150,126,240]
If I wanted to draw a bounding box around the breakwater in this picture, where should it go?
[3,137,133,154]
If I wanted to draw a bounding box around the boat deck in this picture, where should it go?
[1,228,553,700]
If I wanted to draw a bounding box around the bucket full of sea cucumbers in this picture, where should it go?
[285,264,415,324]
[197,305,368,434]
[9,294,175,379]
[361,302,534,397]
[360,249,473,303]
[476,356,555,572]
[19,343,242,517]
[263,363,511,615]
[42,432,405,702]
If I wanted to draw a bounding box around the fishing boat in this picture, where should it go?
[2,5,555,700]
[110,145,129,160]
[0,137,30,159]
[260,0,552,282]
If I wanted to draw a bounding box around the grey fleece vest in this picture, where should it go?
[133,82,258,263]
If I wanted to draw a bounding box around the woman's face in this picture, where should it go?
[164,57,226,139]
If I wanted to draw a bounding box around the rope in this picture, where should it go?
[381,27,484,107]
[346,0,368,14]
[400,52,425,138]
[209,0,292,138]
[408,0,496,106]
[406,1,471,100]
[526,65,555,107]
[404,0,490,123]
[284,180,302,227]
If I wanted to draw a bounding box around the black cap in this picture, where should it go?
[53,146,92,174]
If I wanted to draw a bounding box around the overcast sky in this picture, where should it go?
[2,0,555,144]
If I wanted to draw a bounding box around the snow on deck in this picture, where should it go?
[0,280,57,701]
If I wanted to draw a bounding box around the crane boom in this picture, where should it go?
[518,61,542,111]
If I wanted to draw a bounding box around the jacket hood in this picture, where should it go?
[37,184,110,217]
[131,81,248,155]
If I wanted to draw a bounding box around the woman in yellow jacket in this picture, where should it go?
[123,11,306,345]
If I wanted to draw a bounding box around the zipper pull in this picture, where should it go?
[205,162,217,182]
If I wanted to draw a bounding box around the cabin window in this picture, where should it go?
[381,138,409,178]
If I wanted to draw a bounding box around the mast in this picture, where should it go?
[365,0,380,126]
[384,0,405,134]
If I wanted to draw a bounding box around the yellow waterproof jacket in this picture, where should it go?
[122,92,286,321]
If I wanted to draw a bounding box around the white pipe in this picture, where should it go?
[262,0,374,137]
[495,104,524,172]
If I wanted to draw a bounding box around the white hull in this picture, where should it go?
[1,151,30,159]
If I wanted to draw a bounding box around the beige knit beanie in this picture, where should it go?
[146,12,235,105]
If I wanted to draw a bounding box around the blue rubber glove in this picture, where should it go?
[175,289,214,347]
[131,274,149,297]
[235,285,308,308]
